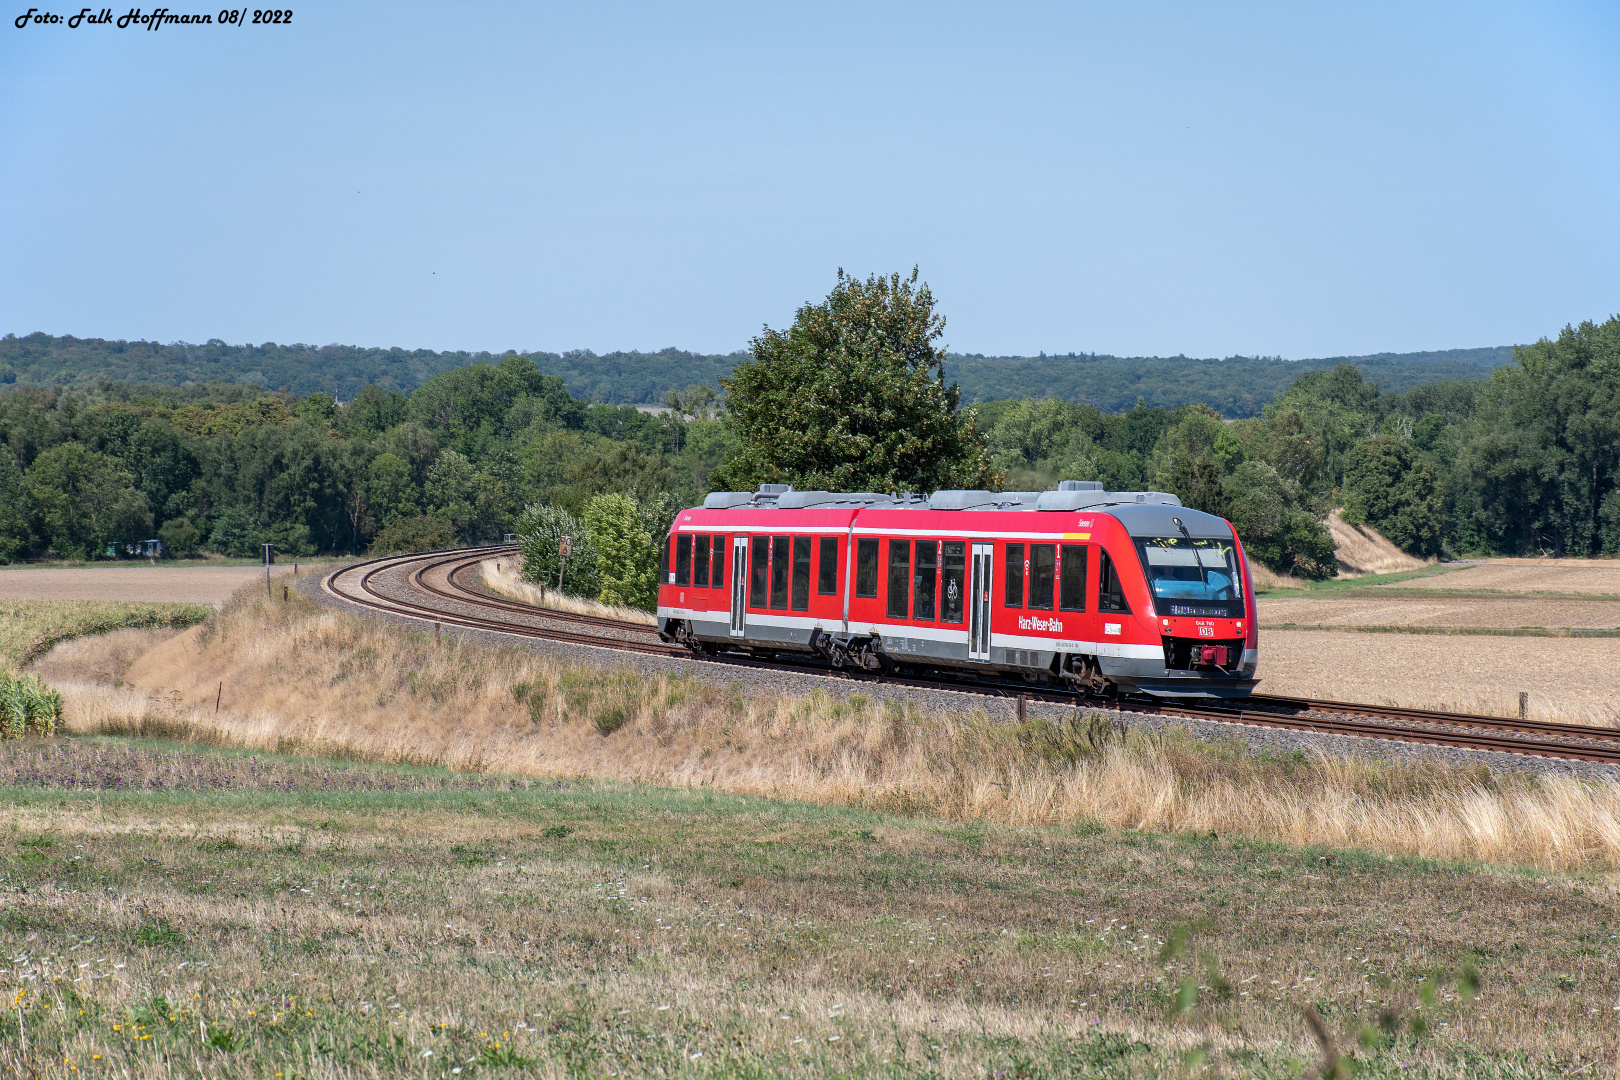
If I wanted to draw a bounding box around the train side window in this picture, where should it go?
[749,535,769,608]
[675,534,692,587]
[711,535,725,588]
[941,541,965,623]
[855,538,879,597]
[693,534,709,588]
[791,536,812,610]
[770,535,791,609]
[913,540,937,621]
[1029,544,1056,610]
[886,539,911,619]
[1004,543,1024,607]
[817,537,839,595]
[1098,549,1131,614]
[1058,544,1088,612]
[661,536,670,583]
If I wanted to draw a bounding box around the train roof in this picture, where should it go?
[698,482,1233,539]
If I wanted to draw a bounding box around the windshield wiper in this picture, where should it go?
[1172,517,1210,591]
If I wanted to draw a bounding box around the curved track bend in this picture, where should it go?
[325,548,1620,767]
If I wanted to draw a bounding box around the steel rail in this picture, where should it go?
[1247,693,1620,745]
[425,549,662,635]
[323,548,1620,767]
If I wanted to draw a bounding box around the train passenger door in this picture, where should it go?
[729,537,748,637]
[968,542,993,661]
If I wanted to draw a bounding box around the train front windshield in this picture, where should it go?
[1133,536,1245,619]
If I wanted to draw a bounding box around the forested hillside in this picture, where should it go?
[948,347,1509,415]
[1,332,1506,417]
[1,318,1612,593]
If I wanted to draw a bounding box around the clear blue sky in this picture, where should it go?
[2,1,1616,360]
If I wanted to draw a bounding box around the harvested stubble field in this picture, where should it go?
[2,738,1617,1079]
[1384,559,1620,597]
[1256,596,1620,631]
[1256,630,1620,726]
[0,564,319,606]
[1254,559,1620,725]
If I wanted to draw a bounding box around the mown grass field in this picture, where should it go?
[1,737,1615,1079]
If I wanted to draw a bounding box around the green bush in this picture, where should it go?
[157,517,202,559]
[368,514,455,555]
[0,668,62,739]
[515,503,601,599]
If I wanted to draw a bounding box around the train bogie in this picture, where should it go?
[657,482,1259,699]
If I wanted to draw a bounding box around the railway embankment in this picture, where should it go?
[16,568,1620,873]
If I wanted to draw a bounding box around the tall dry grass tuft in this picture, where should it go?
[479,556,657,625]
[39,585,1620,872]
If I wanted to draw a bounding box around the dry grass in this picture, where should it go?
[1326,511,1432,577]
[480,556,657,625]
[4,740,1613,1077]
[30,587,1620,873]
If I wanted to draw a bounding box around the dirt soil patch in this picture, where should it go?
[0,565,305,605]
[1259,595,1620,630]
[1257,628,1620,724]
[1389,558,1620,595]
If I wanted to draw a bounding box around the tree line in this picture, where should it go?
[2,332,1508,418]
[973,315,1620,567]
[2,305,1613,604]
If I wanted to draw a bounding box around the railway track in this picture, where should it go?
[325,548,1620,767]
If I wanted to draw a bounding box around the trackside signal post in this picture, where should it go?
[558,535,572,591]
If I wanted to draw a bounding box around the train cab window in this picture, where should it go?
[711,535,726,588]
[1029,544,1056,610]
[1058,544,1088,612]
[817,537,839,594]
[791,537,812,611]
[749,536,769,608]
[770,536,791,609]
[914,541,937,621]
[693,534,709,588]
[855,538,879,597]
[886,539,911,619]
[661,537,671,583]
[1098,549,1131,614]
[1004,543,1024,607]
[675,534,692,587]
[941,541,965,623]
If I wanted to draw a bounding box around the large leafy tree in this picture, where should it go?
[25,442,152,558]
[714,269,996,494]
[1454,317,1620,556]
[582,492,660,610]
[1342,436,1446,555]
[0,447,31,562]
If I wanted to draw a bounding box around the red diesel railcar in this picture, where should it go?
[655,481,1259,699]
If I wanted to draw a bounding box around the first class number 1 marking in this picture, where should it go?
[13,8,292,28]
